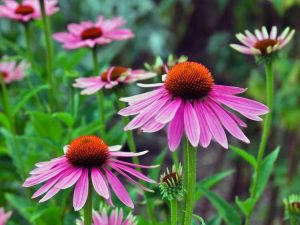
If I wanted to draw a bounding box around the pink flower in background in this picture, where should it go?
[73,66,156,95]
[118,61,269,151]
[23,136,156,211]
[77,208,137,225]
[230,26,295,55]
[53,16,134,49]
[0,207,12,225]
[0,0,59,22]
[0,60,29,84]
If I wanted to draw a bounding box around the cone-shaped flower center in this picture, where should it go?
[162,172,179,185]
[66,136,110,168]
[291,202,300,209]
[101,67,128,82]
[165,62,214,100]
[254,39,278,54]
[15,5,34,15]
[1,71,8,78]
[81,27,103,40]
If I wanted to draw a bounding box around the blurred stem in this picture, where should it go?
[290,218,298,225]
[170,199,177,225]
[92,47,106,137]
[246,62,273,224]
[84,180,93,225]
[116,88,140,166]
[23,23,47,111]
[0,76,25,179]
[183,139,197,225]
[38,0,55,112]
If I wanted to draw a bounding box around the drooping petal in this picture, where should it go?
[184,101,200,147]
[73,168,89,211]
[91,167,110,199]
[155,98,182,124]
[110,150,148,157]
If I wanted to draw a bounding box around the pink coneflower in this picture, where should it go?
[0,60,29,84]
[0,208,12,225]
[23,136,156,211]
[73,66,156,95]
[77,208,137,225]
[118,61,269,151]
[0,0,59,22]
[230,26,295,55]
[53,16,134,50]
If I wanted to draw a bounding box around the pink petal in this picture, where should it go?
[91,168,110,199]
[73,168,89,211]
[55,168,82,189]
[184,101,200,147]
[155,98,182,124]
[110,150,148,158]
[212,85,247,95]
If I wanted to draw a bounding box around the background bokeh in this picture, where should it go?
[0,0,300,224]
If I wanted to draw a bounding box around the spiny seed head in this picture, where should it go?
[66,136,110,168]
[15,5,34,15]
[159,164,184,201]
[81,27,103,40]
[101,67,128,82]
[165,61,214,100]
[254,39,278,55]
[283,194,300,222]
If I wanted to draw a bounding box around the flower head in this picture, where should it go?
[0,0,59,22]
[77,208,137,225]
[0,60,29,84]
[0,208,12,225]
[159,164,184,201]
[284,194,300,221]
[23,135,156,211]
[230,26,295,62]
[118,61,269,151]
[53,16,134,49]
[73,66,156,95]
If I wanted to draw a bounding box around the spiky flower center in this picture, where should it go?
[101,67,128,82]
[254,39,278,54]
[66,136,110,168]
[165,62,214,100]
[162,172,179,185]
[81,27,103,40]
[15,5,34,15]
[1,71,8,78]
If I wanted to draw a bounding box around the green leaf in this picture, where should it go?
[230,145,257,168]
[195,170,234,202]
[250,146,280,200]
[199,187,242,225]
[235,196,255,216]
[52,112,74,127]
[0,112,10,129]
[206,216,222,225]
[12,85,49,116]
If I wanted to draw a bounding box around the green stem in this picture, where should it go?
[245,62,274,225]
[170,199,178,225]
[183,139,197,225]
[84,179,93,225]
[290,218,298,225]
[38,0,55,112]
[91,47,106,137]
[0,76,25,179]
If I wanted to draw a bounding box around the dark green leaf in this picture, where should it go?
[230,145,257,168]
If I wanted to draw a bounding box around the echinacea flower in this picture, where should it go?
[0,60,29,84]
[77,208,137,225]
[284,194,300,222]
[0,207,12,225]
[53,16,134,50]
[23,136,156,211]
[73,66,156,95]
[118,61,269,151]
[230,26,295,56]
[0,0,59,22]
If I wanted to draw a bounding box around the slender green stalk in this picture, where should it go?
[84,180,93,225]
[23,23,47,111]
[183,139,197,225]
[170,199,178,225]
[38,0,55,111]
[116,88,140,165]
[290,218,298,225]
[0,76,25,179]
[245,62,274,225]
[91,47,106,137]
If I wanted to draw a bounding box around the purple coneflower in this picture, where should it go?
[119,61,269,151]
[73,66,156,95]
[53,16,134,50]
[0,208,12,225]
[23,136,156,211]
[0,60,29,84]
